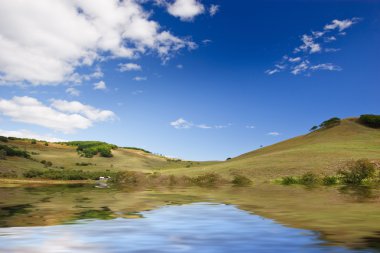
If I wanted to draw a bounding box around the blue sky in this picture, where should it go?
[0,0,379,160]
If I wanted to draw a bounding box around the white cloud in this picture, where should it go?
[66,87,80,97]
[119,63,142,72]
[0,129,65,142]
[197,124,212,129]
[167,0,205,21]
[267,18,360,76]
[170,118,230,130]
[176,64,183,69]
[268,132,280,136]
[0,0,195,85]
[291,60,310,75]
[133,76,147,81]
[93,81,107,90]
[324,18,360,32]
[202,39,212,45]
[170,118,193,129]
[246,125,255,129]
[209,4,220,16]
[288,57,301,63]
[310,63,342,71]
[265,69,280,75]
[0,96,116,133]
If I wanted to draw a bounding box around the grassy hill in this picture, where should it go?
[1,117,379,182]
[0,139,216,178]
[162,118,380,180]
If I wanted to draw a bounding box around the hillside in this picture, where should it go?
[0,139,215,177]
[163,118,380,180]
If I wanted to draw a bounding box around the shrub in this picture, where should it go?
[0,170,17,178]
[338,159,376,185]
[0,144,30,158]
[281,176,298,185]
[322,175,338,186]
[191,173,224,187]
[231,175,252,186]
[44,142,49,146]
[0,136,8,142]
[112,171,144,185]
[309,126,318,131]
[65,141,116,158]
[31,139,37,144]
[0,149,6,160]
[22,169,115,180]
[319,117,341,129]
[299,172,320,185]
[23,169,44,178]
[359,114,380,129]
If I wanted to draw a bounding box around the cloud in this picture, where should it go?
[246,125,255,129]
[266,18,360,76]
[170,118,193,129]
[0,129,65,142]
[310,63,342,71]
[268,132,280,136]
[93,81,107,90]
[324,18,360,32]
[66,87,80,96]
[119,63,142,72]
[176,64,183,69]
[0,0,195,85]
[133,76,147,81]
[202,39,212,45]
[197,124,212,129]
[170,118,231,129]
[0,96,116,133]
[209,4,220,16]
[167,0,205,21]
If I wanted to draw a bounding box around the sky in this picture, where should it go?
[0,0,379,161]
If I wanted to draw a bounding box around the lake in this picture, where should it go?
[0,184,379,252]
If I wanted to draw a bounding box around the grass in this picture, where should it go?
[160,118,380,181]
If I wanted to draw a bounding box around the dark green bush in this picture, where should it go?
[322,175,338,186]
[299,172,320,185]
[281,176,298,185]
[0,136,8,142]
[231,175,252,186]
[359,114,380,129]
[309,126,318,131]
[0,144,30,158]
[0,170,18,178]
[65,141,117,158]
[31,139,37,144]
[338,159,375,185]
[319,117,341,129]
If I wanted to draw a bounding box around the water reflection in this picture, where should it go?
[0,203,374,253]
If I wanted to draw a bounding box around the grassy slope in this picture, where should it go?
[0,140,216,176]
[163,119,380,180]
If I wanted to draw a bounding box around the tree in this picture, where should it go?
[0,149,7,160]
[309,125,318,131]
[319,117,341,129]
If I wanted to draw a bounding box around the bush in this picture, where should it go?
[338,159,376,185]
[309,126,318,132]
[22,169,115,180]
[359,114,380,129]
[0,149,6,160]
[299,172,319,185]
[319,117,341,129]
[281,176,298,185]
[322,175,338,186]
[44,142,49,146]
[0,170,17,178]
[0,144,30,158]
[191,173,224,187]
[65,141,116,158]
[231,175,252,186]
[31,139,37,144]
[0,136,8,142]
[112,171,144,185]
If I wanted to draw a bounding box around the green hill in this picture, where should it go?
[162,118,380,180]
[0,138,214,178]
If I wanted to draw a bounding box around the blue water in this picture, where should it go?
[0,203,373,253]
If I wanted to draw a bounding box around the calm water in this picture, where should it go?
[0,185,379,252]
[0,202,373,253]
